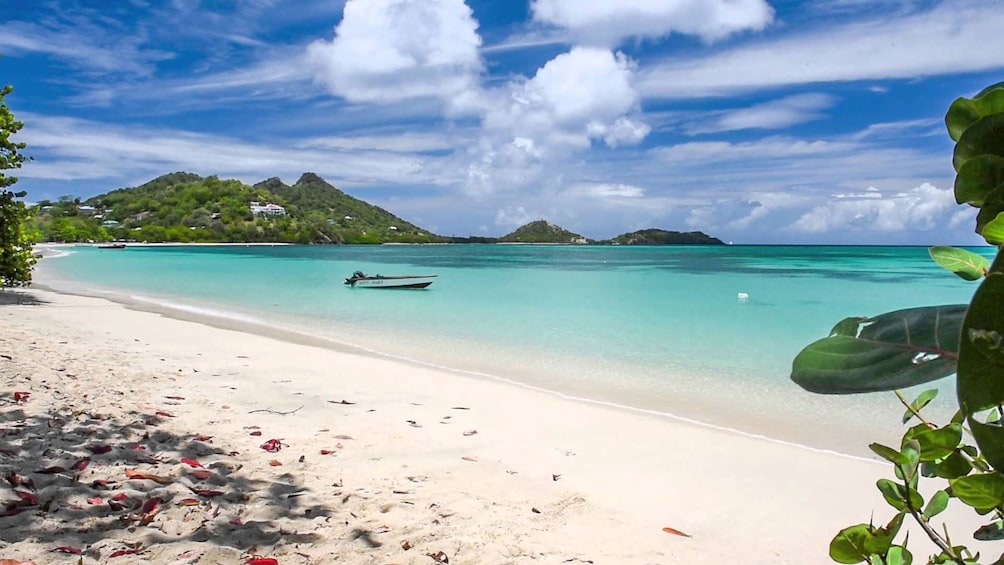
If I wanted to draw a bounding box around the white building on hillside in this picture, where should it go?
[250,201,286,217]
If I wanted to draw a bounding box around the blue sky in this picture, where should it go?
[2,0,1002,243]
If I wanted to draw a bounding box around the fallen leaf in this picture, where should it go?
[0,448,16,457]
[662,526,691,538]
[180,458,203,468]
[320,449,334,455]
[268,459,282,466]
[51,547,83,554]
[461,456,477,462]
[165,395,185,400]
[155,411,175,418]
[87,497,103,505]
[111,493,128,501]
[13,392,30,404]
[124,468,173,485]
[531,507,541,514]
[190,469,213,481]
[260,439,282,453]
[245,558,278,565]
[110,548,142,558]
[70,458,90,472]
[193,489,224,498]
[334,435,354,440]
[193,435,213,442]
[463,430,478,436]
[427,551,450,563]
[402,540,412,550]
[552,474,561,481]
[0,559,38,565]
[249,431,262,436]
[327,399,355,405]
[88,445,113,454]
[176,498,201,506]
[14,490,38,505]
[0,507,30,517]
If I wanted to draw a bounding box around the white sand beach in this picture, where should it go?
[0,285,984,564]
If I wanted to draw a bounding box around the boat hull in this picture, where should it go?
[345,275,436,289]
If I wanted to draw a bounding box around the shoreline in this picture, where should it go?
[34,265,887,462]
[0,286,989,563]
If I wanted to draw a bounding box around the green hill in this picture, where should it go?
[499,220,587,244]
[32,172,440,244]
[603,229,725,245]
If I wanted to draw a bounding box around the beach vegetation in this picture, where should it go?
[791,82,1004,564]
[0,83,36,288]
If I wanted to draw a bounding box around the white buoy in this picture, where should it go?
[737,292,750,301]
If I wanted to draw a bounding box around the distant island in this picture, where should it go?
[29,171,725,246]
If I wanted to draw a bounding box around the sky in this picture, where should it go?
[2,0,1003,244]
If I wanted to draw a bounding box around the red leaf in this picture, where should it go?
[14,490,38,505]
[230,517,244,526]
[176,498,201,506]
[71,458,90,472]
[86,497,103,505]
[0,507,30,517]
[155,411,174,418]
[129,444,146,451]
[124,468,173,485]
[193,435,213,442]
[245,558,278,565]
[662,526,691,538]
[88,445,113,454]
[180,458,203,468]
[268,459,282,467]
[37,466,65,474]
[260,439,282,452]
[140,497,160,514]
[193,489,224,498]
[320,449,334,455]
[109,548,142,558]
[190,469,212,481]
[13,392,30,404]
[52,547,83,554]
[249,431,262,436]
[111,493,128,501]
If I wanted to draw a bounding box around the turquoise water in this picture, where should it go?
[36,244,993,454]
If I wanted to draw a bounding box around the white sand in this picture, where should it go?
[0,286,983,564]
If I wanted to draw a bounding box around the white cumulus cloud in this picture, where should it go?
[307,0,483,103]
[791,183,963,233]
[686,93,836,134]
[530,0,774,45]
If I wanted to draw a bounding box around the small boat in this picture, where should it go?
[97,243,127,249]
[344,271,436,289]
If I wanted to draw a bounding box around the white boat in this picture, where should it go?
[344,271,436,289]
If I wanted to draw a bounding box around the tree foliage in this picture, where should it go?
[791,82,1004,564]
[0,84,36,288]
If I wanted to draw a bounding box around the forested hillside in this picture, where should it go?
[32,172,440,244]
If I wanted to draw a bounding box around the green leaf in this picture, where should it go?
[863,511,906,556]
[885,545,913,565]
[954,155,1004,207]
[946,82,1004,141]
[829,524,872,564]
[791,305,965,394]
[923,490,950,520]
[871,443,909,466]
[929,246,989,281]
[950,473,1004,510]
[904,423,963,462]
[902,388,939,423]
[954,113,1004,172]
[957,251,1004,469]
[934,450,973,479]
[981,213,1004,245]
[877,479,923,511]
[975,520,1004,541]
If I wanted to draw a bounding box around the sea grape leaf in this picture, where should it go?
[902,388,938,423]
[903,423,963,462]
[929,246,989,281]
[956,252,1004,469]
[791,305,965,394]
[946,82,1004,141]
[877,479,923,511]
[950,473,1004,510]
[980,213,1004,245]
[974,520,1004,541]
[885,545,913,565]
[954,155,1004,207]
[870,443,909,467]
[923,490,950,520]
[829,523,873,563]
[953,113,1004,172]
[934,450,973,479]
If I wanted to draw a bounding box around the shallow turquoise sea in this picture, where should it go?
[36,244,992,454]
